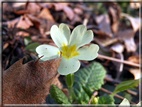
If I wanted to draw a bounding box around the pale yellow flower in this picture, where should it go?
[36,23,99,75]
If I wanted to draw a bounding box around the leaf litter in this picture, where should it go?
[3,57,61,104]
[2,1,141,105]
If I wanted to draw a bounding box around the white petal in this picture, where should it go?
[119,98,130,106]
[50,23,70,49]
[77,30,93,48]
[59,23,70,42]
[69,25,86,47]
[58,57,80,75]
[69,25,93,49]
[76,44,99,61]
[36,44,60,61]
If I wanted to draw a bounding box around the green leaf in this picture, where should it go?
[119,98,130,107]
[91,95,115,106]
[25,42,40,53]
[98,95,115,104]
[112,79,140,96]
[73,62,106,104]
[24,36,32,46]
[50,85,71,104]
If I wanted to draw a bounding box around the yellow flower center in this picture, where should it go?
[61,43,80,59]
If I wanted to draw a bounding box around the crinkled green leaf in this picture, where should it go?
[25,42,40,53]
[91,95,115,106]
[98,95,115,104]
[73,62,106,104]
[112,79,140,96]
[50,85,71,104]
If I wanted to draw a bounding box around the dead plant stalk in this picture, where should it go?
[98,54,140,67]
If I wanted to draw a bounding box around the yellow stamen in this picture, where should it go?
[58,51,61,55]
[61,43,80,59]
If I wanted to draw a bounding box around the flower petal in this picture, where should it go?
[58,57,80,75]
[69,25,93,49]
[77,30,93,48]
[36,44,60,61]
[76,44,99,61]
[69,25,86,47]
[50,23,70,49]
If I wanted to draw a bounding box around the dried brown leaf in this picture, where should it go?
[3,57,61,104]
[130,0,141,9]
[12,3,26,8]
[104,2,121,33]
[116,29,136,52]
[26,3,41,15]
[13,3,41,15]
[94,37,119,47]
[16,15,34,29]
[12,3,28,15]
[128,56,139,64]
[62,6,75,20]
[37,8,55,23]
[3,17,20,28]
[53,3,64,11]
[70,14,82,25]
[122,13,141,32]
[37,3,52,8]
[129,68,141,80]
[52,3,75,20]
[110,43,124,53]
[74,8,83,15]
[95,14,113,38]
[13,10,29,15]
[26,14,41,29]
[124,38,137,53]
[108,3,121,33]
[16,31,30,37]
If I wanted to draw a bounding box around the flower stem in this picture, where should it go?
[65,73,74,103]
[68,87,73,103]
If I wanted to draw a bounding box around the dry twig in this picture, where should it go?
[100,87,136,104]
[98,54,140,67]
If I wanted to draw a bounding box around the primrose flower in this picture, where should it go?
[36,23,99,75]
